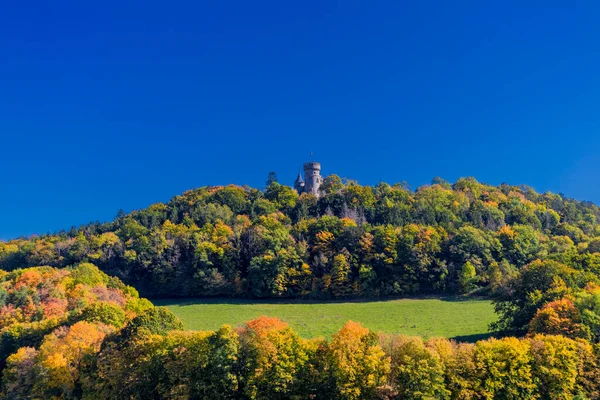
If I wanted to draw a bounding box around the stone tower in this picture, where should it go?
[293,172,305,193]
[303,161,323,196]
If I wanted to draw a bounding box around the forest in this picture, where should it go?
[0,264,599,399]
[2,175,600,304]
[3,176,600,397]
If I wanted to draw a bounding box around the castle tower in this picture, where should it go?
[303,161,322,196]
[294,172,305,193]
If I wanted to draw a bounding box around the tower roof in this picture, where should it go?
[295,172,304,183]
[303,161,321,170]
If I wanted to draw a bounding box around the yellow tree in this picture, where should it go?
[330,253,352,297]
[473,337,536,400]
[326,321,390,400]
[528,334,579,399]
[238,316,310,399]
[427,338,479,400]
[37,321,110,397]
[383,334,449,399]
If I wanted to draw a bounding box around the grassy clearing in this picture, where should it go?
[155,297,497,341]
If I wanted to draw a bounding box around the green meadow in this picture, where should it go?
[155,297,497,341]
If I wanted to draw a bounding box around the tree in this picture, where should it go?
[1,347,38,399]
[383,335,449,399]
[330,253,352,297]
[37,322,110,398]
[492,260,584,335]
[497,225,543,267]
[473,337,536,399]
[428,339,479,399]
[529,298,589,340]
[248,248,307,297]
[321,175,344,195]
[238,317,310,399]
[117,307,183,343]
[431,176,451,189]
[324,321,390,400]
[266,171,278,187]
[449,225,500,273]
[458,262,477,294]
[264,182,299,212]
[586,238,600,254]
[528,334,579,399]
[77,302,127,328]
[69,263,109,288]
[191,325,240,399]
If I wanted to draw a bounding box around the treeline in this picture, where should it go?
[10,319,600,400]
[2,176,600,299]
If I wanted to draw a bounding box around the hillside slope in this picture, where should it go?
[2,176,600,299]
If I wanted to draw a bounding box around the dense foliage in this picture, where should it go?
[3,176,600,303]
[4,177,600,397]
[0,264,153,397]
[1,267,600,400]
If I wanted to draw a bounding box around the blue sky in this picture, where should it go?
[2,1,600,239]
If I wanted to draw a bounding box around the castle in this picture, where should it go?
[294,161,323,196]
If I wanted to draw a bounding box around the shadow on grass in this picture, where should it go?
[450,332,499,343]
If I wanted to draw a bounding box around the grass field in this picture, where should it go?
[155,297,497,341]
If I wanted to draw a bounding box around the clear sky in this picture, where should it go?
[2,1,600,239]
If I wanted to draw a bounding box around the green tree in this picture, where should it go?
[117,307,183,343]
[266,171,278,187]
[492,260,586,335]
[458,262,477,294]
[498,225,543,267]
[77,302,127,328]
[192,325,240,399]
[321,175,344,195]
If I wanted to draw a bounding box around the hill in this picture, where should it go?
[3,177,600,398]
[2,175,600,300]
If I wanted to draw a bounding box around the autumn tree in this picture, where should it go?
[1,347,38,398]
[238,317,311,399]
[528,334,579,399]
[473,337,536,399]
[383,334,449,399]
[323,321,390,400]
[529,298,589,339]
[36,322,110,398]
[330,253,352,297]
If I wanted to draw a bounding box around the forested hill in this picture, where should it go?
[2,175,600,299]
